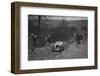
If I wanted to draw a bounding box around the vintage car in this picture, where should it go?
[52,41,64,52]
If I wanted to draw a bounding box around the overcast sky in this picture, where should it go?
[29,15,88,21]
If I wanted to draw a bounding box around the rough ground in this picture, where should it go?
[28,41,88,60]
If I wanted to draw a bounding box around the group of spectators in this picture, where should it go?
[29,33,51,52]
[73,32,84,47]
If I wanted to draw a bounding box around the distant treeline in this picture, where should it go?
[28,15,88,47]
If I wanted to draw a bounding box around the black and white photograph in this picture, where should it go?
[11,2,97,73]
[28,15,88,60]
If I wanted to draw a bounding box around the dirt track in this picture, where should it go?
[28,41,88,60]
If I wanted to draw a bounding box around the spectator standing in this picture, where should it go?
[45,34,51,44]
[30,33,37,52]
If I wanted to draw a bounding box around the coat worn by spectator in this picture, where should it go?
[45,34,51,44]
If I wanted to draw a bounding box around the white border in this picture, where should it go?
[20,6,95,70]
